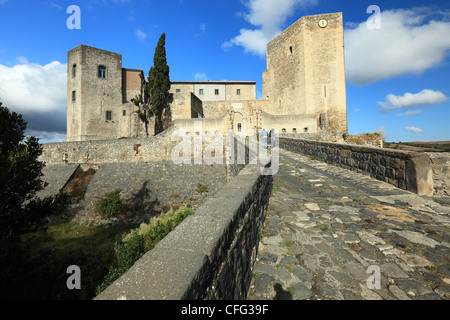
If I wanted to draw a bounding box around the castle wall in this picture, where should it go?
[122,68,144,103]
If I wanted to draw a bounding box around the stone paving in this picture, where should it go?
[248,149,450,300]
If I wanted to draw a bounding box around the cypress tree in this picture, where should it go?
[148,33,171,134]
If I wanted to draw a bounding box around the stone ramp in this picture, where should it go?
[248,149,450,300]
[36,164,79,199]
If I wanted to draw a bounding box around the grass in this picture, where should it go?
[0,220,135,300]
[61,166,96,199]
[95,207,195,295]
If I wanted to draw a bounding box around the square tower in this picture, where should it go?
[262,12,347,133]
[67,45,124,141]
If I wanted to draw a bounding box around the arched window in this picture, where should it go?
[98,65,106,78]
[72,64,77,77]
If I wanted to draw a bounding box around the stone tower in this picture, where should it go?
[262,12,348,133]
[67,45,144,141]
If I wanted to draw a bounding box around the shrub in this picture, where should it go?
[94,190,124,219]
[95,207,194,295]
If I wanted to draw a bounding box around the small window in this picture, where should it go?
[72,91,76,101]
[237,89,241,95]
[289,46,293,54]
[215,89,219,95]
[304,127,309,133]
[123,110,126,116]
[199,89,204,95]
[282,128,286,133]
[98,65,106,78]
[106,111,112,121]
[292,128,297,133]
[176,89,180,93]
[72,64,76,77]
[237,123,242,133]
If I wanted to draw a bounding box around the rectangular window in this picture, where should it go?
[106,111,112,121]
[72,91,76,101]
[199,89,203,95]
[237,89,241,95]
[176,89,180,93]
[215,89,219,95]
[123,110,126,116]
[98,66,106,78]
[72,64,76,78]
[237,123,242,133]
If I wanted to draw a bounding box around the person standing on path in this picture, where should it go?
[262,129,268,149]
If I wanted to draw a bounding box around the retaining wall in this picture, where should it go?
[95,160,273,300]
[279,137,435,196]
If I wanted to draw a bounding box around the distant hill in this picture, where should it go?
[385,141,450,152]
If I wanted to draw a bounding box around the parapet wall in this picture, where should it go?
[95,161,273,300]
[428,153,450,196]
[280,137,435,196]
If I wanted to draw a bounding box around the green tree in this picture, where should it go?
[0,102,63,238]
[148,32,171,135]
[134,87,152,138]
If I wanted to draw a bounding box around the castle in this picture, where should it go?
[66,12,347,142]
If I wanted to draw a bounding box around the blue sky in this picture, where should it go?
[0,0,449,143]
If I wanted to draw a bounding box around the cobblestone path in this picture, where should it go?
[248,149,450,300]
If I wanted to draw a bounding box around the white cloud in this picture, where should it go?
[16,56,29,64]
[135,29,147,42]
[194,73,208,81]
[200,23,207,34]
[0,59,66,115]
[345,8,450,85]
[405,126,425,133]
[379,89,448,113]
[398,110,422,117]
[223,0,317,57]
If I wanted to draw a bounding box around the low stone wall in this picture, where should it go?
[279,137,434,196]
[39,127,178,165]
[95,160,273,300]
[428,153,450,196]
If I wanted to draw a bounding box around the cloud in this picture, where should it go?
[0,59,67,139]
[194,73,208,81]
[354,108,361,112]
[47,2,63,10]
[200,23,207,34]
[345,8,450,85]
[378,89,448,113]
[398,110,422,117]
[223,0,317,57]
[405,126,425,133]
[135,29,147,42]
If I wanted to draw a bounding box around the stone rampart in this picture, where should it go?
[279,137,435,196]
[95,159,273,300]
